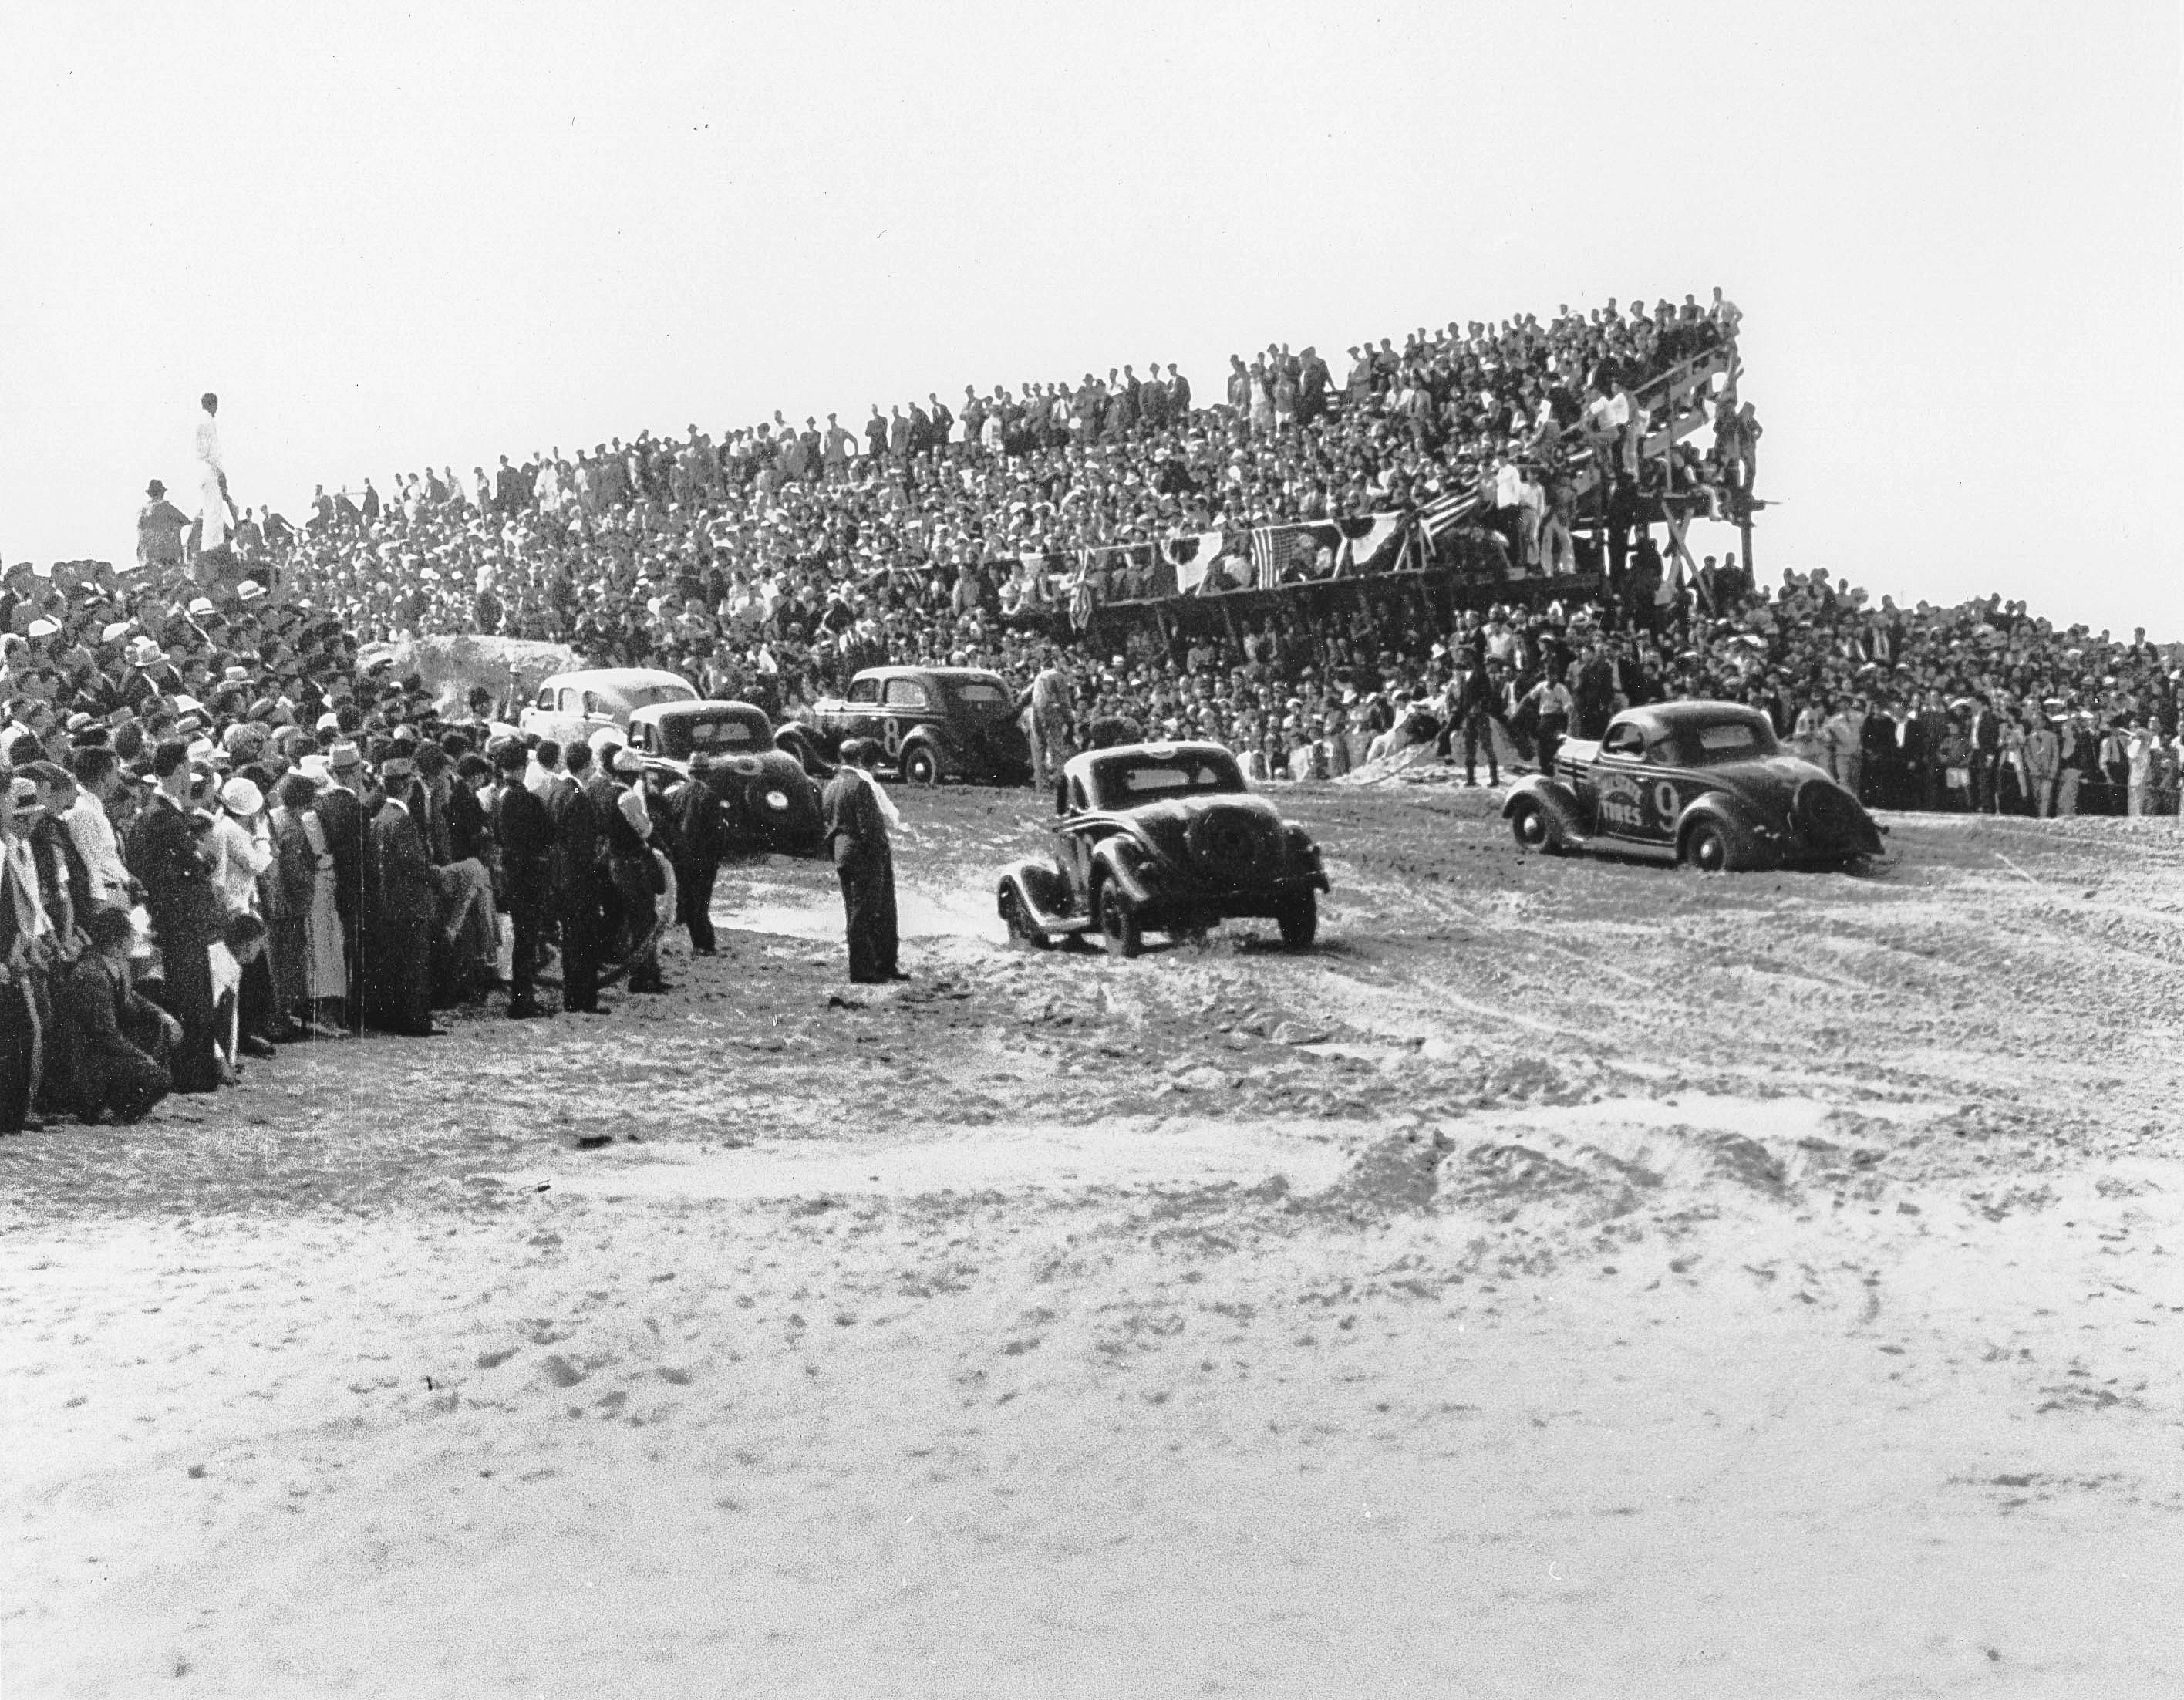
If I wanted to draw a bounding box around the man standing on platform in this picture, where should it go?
[821,739,903,987]
[195,393,238,555]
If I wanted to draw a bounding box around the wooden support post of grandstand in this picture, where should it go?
[1216,592,1245,656]
[1738,510,1755,574]
[1151,601,1175,662]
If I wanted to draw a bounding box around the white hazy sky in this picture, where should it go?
[3,2,2179,635]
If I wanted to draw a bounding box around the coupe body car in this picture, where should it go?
[995,742,1330,957]
[1502,700,1886,871]
[623,700,824,858]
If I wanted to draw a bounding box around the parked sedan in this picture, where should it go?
[777,666,1033,787]
[1502,700,1886,871]
[516,667,698,751]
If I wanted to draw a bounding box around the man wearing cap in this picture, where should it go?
[362,753,443,1037]
[669,756,728,958]
[123,740,222,1093]
[820,738,903,986]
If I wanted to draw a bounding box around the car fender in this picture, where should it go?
[774,724,833,777]
[1090,835,1157,909]
[998,859,1076,933]
[1673,791,1777,865]
[1503,774,1585,841]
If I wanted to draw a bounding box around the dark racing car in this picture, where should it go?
[994,741,1330,957]
[1502,700,1885,872]
[776,666,1033,788]
[624,700,824,858]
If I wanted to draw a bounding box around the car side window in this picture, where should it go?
[1603,725,1645,760]
[583,691,605,717]
[883,679,931,709]
[535,686,554,710]
[558,687,581,713]
[848,677,880,705]
[1067,777,1090,814]
[631,724,652,752]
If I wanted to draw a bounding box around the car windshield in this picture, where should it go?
[1090,750,1246,808]
[1662,717,1781,766]
[949,677,1013,714]
[624,682,698,710]
[669,710,766,755]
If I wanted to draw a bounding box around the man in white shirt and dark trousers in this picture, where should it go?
[66,746,136,909]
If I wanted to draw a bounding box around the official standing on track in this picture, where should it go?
[820,739,903,986]
[548,741,604,1015]
[491,740,554,1019]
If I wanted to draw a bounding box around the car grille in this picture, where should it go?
[1795,779,1869,848]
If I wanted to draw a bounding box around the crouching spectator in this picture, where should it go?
[49,905,176,1124]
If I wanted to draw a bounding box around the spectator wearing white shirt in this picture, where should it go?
[65,746,133,907]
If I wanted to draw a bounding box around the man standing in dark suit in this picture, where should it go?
[549,740,605,1014]
[491,740,554,1019]
[820,739,902,986]
[362,754,443,1037]
[1969,695,2004,815]
[670,757,727,957]
[124,740,221,1092]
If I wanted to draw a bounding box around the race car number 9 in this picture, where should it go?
[1650,781,1680,825]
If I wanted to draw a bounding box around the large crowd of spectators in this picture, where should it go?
[2,287,2180,1129]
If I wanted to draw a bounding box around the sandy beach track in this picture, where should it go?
[5,783,2181,1697]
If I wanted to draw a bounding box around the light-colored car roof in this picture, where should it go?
[1061,740,1237,781]
[537,667,696,695]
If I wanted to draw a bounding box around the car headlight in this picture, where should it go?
[763,789,789,811]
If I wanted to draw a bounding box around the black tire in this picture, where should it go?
[1682,818,1740,873]
[1274,891,1318,950]
[999,883,1052,951]
[1099,885,1142,960]
[1508,797,1555,853]
[900,744,941,786]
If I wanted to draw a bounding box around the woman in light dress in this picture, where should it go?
[301,792,348,1030]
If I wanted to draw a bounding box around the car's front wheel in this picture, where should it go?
[900,744,941,786]
[1099,888,1142,960]
[1273,891,1318,950]
[1508,797,1557,853]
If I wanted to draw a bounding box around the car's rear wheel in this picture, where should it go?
[1099,886,1142,960]
[1273,891,1318,950]
[901,744,940,786]
[1682,819,1739,873]
[1508,797,1556,853]
[999,883,1052,951]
